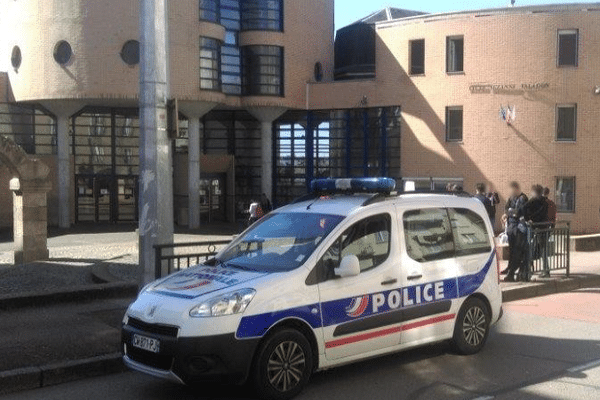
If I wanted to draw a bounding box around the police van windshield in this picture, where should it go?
[218,213,345,273]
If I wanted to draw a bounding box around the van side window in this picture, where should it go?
[319,214,391,281]
[449,208,492,256]
[403,208,454,262]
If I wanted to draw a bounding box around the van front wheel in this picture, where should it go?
[252,329,313,400]
[452,297,490,355]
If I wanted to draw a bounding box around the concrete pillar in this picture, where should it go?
[247,107,286,201]
[40,101,82,229]
[10,178,52,264]
[178,102,216,229]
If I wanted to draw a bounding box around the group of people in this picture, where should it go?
[475,181,557,282]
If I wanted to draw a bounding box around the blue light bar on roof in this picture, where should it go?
[310,178,397,194]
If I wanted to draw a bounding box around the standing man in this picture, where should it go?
[502,182,529,282]
[475,183,494,225]
[487,188,500,233]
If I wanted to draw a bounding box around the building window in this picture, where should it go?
[409,39,425,75]
[446,36,464,73]
[241,0,283,31]
[221,0,242,95]
[200,0,220,22]
[241,45,283,96]
[556,104,577,141]
[53,40,73,65]
[200,37,221,90]
[558,29,578,67]
[446,106,463,142]
[11,46,22,70]
[120,40,140,66]
[556,177,576,213]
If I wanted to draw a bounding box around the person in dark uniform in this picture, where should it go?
[524,185,549,224]
[502,182,529,282]
[475,183,494,224]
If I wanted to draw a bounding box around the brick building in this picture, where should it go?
[1,1,599,233]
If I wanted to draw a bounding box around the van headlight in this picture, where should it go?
[189,288,256,318]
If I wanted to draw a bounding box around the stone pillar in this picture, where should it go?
[40,101,82,229]
[10,178,52,264]
[179,102,216,229]
[247,107,286,201]
[56,115,71,229]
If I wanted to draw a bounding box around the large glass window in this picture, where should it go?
[241,0,283,31]
[556,177,576,213]
[241,45,283,96]
[199,0,220,22]
[558,29,578,67]
[446,36,464,73]
[446,106,463,142]
[409,39,425,75]
[221,0,242,95]
[319,214,391,281]
[200,37,221,91]
[448,208,491,257]
[403,209,454,263]
[556,104,577,141]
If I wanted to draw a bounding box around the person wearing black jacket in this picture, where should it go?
[502,182,529,282]
[475,183,494,222]
[524,185,549,223]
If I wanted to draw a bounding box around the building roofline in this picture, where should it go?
[376,2,600,28]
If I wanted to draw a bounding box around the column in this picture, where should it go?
[247,107,286,201]
[188,116,201,229]
[56,115,70,228]
[11,178,52,264]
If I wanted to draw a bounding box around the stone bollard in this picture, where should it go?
[10,177,51,264]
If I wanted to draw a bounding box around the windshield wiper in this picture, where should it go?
[225,262,253,272]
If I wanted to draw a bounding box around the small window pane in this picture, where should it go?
[556,177,576,213]
[200,0,220,22]
[120,40,140,66]
[410,39,425,75]
[448,208,491,257]
[319,214,391,280]
[241,0,283,31]
[200,37,221,91]
[558,30,578,67]
[556,105,576,141]
[446,107,463,142]
[54,40,72,65]
[446,37,463,73]
[403,209,454,263]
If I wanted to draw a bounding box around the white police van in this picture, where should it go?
[122,178,502,400]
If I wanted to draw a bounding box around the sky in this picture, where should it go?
[335,0,589,28]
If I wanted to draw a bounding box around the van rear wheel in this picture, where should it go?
[452,297,490,355]
[252,329,313,400]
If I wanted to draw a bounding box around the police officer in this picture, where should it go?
[502,182,529,282]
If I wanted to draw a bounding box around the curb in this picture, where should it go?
[502,275,600,302]
[0,282,138,311]
[90,261,130,284]
[0,353,126,396]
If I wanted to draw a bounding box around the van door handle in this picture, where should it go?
[407,274,423,281]
[381,278,398,286]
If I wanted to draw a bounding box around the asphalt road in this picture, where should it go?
[3,289,600,400]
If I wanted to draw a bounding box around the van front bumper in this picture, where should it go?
[122,322,260,385]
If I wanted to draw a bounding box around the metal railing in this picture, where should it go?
[525,221,571,280]
[154,240,231,279]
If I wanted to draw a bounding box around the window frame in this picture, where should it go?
[240,0,284,32]
[445,106,463,142]
[199,36,222,91]
[199,0,220,23]
[555,103,577,142]
[557,29,579,68]
[409,39,425,76]
[402,208,456,263]
[448,208,492,257]
[446,36,464,74]
[555,176,576,214]
[315,213,392,283]
[241,45,284,97]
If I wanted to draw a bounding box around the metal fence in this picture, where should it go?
[154,240,231,279]
[525,221,571,280]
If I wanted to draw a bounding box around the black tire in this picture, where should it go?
[452,297,491,355]
[252,329,313,400]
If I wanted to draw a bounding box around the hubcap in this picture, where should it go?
[462,306,487,347]
[267,341,306,392]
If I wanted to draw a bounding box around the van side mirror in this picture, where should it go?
[335,255,360,278]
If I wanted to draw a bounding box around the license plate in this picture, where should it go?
[132,334,160,353]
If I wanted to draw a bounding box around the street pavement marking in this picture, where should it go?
[471,357,600,400]
[567,358,600,373]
